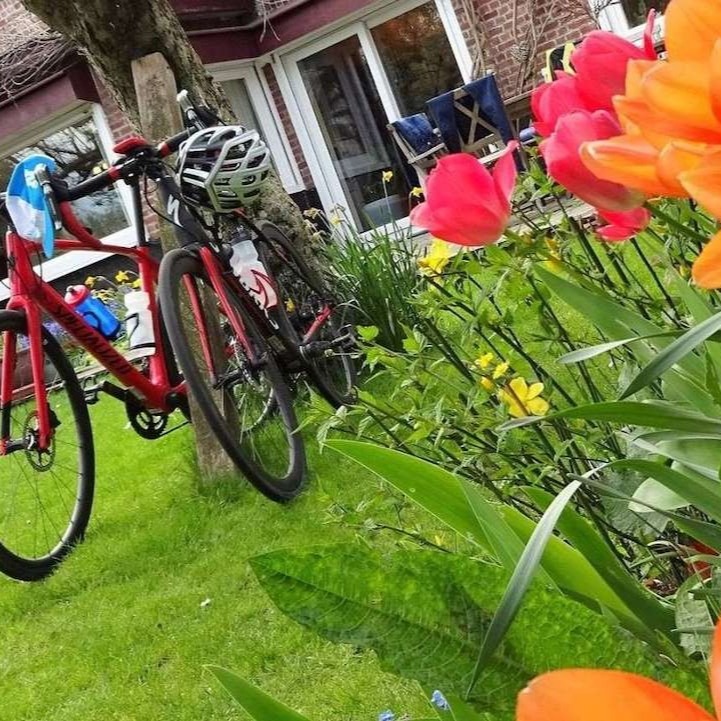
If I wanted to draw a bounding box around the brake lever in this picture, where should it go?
[34,165,62,232]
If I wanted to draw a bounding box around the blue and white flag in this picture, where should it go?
[6,154,58,258]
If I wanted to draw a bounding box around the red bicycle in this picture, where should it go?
[0,117,354,581]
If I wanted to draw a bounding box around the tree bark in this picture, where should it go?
[133,51,236,482]
[21,0,311,244]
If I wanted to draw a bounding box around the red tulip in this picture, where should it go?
[597,207,650,242]
[571,27,657,113]
[531,72,589,137]
[541,110,645,212]
[410,142,518,247]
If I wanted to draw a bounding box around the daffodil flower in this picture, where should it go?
[498,378,549,418]
[382,170,394,183]
[84,276,96,288]
[493,361,510,379]
[480,376,495,392]
[410,186,424,198]
[475,352,495,371]
[418,238,455,276]
[115,270,130,283]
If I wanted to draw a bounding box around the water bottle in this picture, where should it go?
[123,291,155,351]
[65,285,121,340]
[229,232,278,310]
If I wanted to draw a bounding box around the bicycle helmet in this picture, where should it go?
[176,126,271,212]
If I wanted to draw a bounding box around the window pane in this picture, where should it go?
[0,115,128,240]
[298,35,411,231]
[372,1,464,117]
[221,78,262,133]
[620,0,670,27]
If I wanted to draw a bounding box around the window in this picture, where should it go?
[619,0,669,28]
[0,114,129,241]
[371,2,463,117]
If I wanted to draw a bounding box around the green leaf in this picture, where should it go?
[207,666,313,721]
[558,333,679,365]
[524,486,674,636]
[621,311,721,399]
[250,545,710,719]
[500,401,721,435]
[357,325,380,342]
[467,482,582,695]
[327,440,640,628]
[604,459,721,524]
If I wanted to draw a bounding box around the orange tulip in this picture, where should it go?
[665,0,721,63]
[518,613,721,721]
[693,231,721,288]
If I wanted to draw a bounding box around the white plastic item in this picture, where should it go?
[124,291,156,350]
[229,239,278,310]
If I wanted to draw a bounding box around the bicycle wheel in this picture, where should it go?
[0,310,94,582]
[158,248,306,502]
[256,222,357,407]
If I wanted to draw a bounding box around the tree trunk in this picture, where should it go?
[133,51,236,482]
[21,0,311,244]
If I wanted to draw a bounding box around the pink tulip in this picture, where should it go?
[541,110,645,212]
[531,72,590,137]
[571,26,656,113]
[597,207,651,242]
[410,142,518,247]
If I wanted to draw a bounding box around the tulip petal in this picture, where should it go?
[572,31,646,112]
[543,111,644,212]
[680,151,721,219]
[492,140,519,211]
[643,9,658,59]
[657,141,707,195]
[665,0,721,63]
[517,670,715,721]
[580,134,673,198]
[712,40,721,125]
[693,230,721,289]
[643,62,721,138]
[531,75,588,137]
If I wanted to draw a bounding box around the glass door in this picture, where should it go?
[285,0,467,233]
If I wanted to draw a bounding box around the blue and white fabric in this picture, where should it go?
[6,154,58,258]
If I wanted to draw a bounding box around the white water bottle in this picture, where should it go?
[229,237,278,309]
[124,291,155,351]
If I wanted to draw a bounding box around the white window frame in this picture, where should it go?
[0,102,138,298]
[209,62,304,194]
[275,0,470,233]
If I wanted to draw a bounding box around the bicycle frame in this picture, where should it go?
[0,185,182,452]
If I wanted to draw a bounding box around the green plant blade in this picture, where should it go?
[604,459,721,524]
[466,481,581,696]
[500,402,721,435]
[621,311,721,399]
[250,545,710,719]
[328,440,649,635]
[558,332,679,365]
[524,486,674,635]
[207,666,313,721]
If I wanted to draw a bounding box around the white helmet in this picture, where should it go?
[176,126,271,212]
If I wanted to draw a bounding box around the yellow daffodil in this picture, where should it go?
[480,376,495,392]
[115,270,130,283]
[382,170,394,183]
[285,298,296,313]
[329,214,343,226]
[131,279,141,289]
[498,378,550,418]
[418,238,455,276]
[475,352,495,370]
[303,207,322,219]
[410,186,424,198]
[493,361,510,379]
[84,276,96,288]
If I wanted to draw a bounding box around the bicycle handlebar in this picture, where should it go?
[53,128,193,203]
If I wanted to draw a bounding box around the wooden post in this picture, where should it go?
[131,52,237,483]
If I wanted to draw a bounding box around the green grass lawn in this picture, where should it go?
[0,398,427,721]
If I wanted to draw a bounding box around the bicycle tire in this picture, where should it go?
[158,248,306,502]
[256,222,357,407]
[0,310,95,582]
